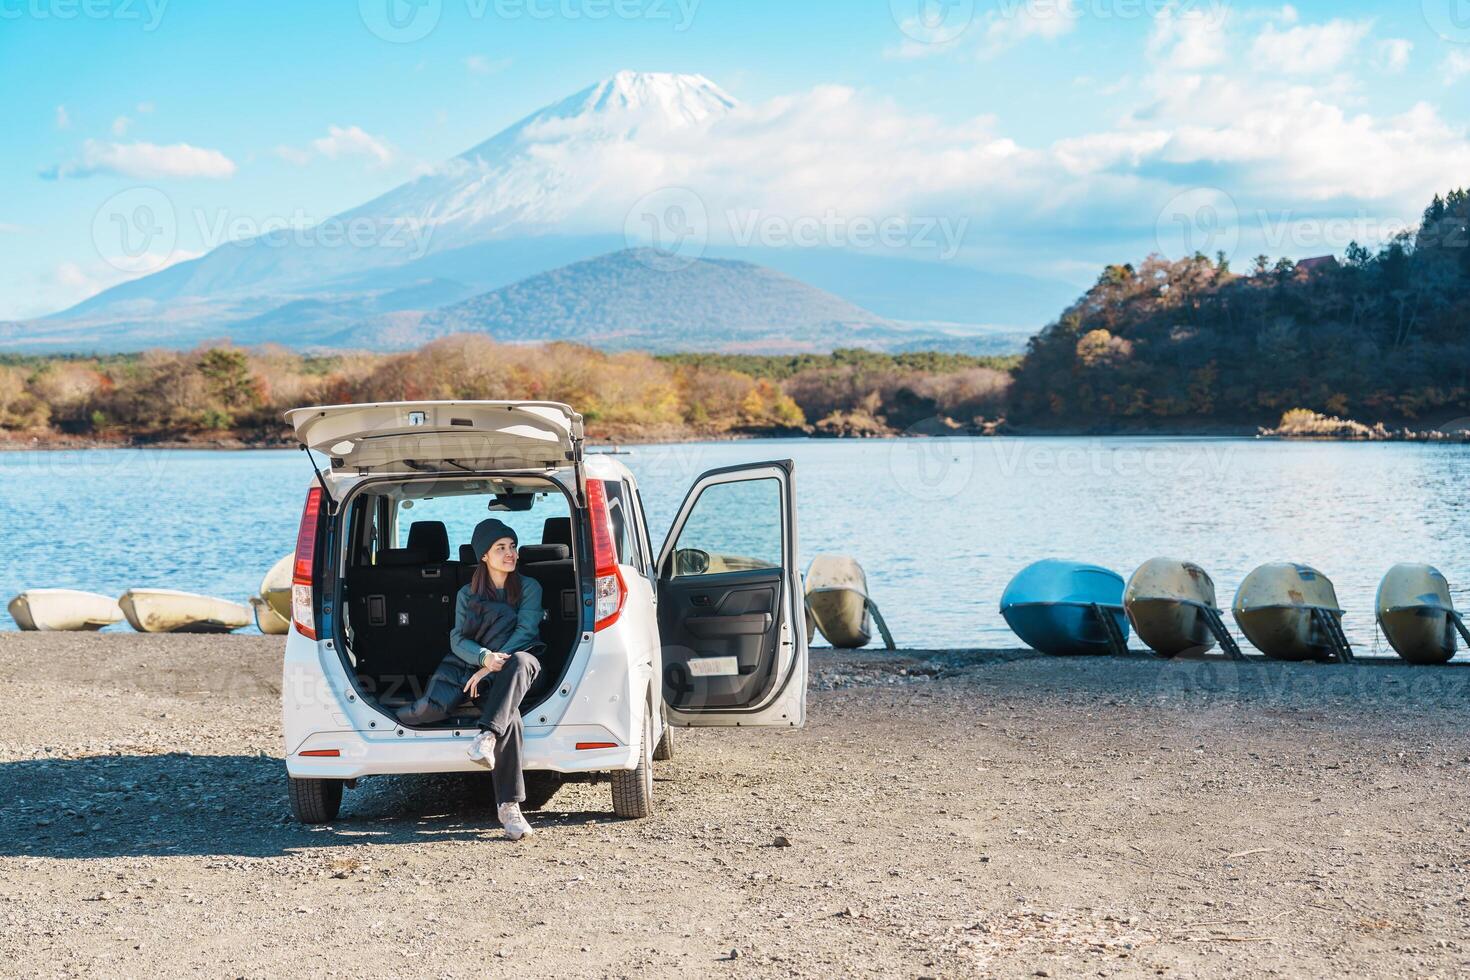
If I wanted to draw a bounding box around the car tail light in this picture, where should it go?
[586,478,626,631]
[292,486,323,639]
[575,742,618,751]
[298,749,340,758]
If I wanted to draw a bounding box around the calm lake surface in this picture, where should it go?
[2,438,1467,656]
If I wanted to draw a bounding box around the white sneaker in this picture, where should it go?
[498,802,534,841]
[467,731,496,768]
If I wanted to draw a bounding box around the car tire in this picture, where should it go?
[288,775,343,824]
[652,704,674,761]
[521,771,562,812]
[611,707,654,819]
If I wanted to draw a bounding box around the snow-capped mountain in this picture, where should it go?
[16,71,1076,353]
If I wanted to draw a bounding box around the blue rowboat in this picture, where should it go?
[1000,559,1129,656]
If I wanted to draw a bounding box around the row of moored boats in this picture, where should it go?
[7,555,294,634]
[1000,558,1468,664]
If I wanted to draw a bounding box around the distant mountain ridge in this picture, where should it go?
[7,71,1077,354]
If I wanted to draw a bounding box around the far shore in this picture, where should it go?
[10,423,1470,451]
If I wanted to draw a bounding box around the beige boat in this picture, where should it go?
[1376,563,1460,665]
[118,589,253,634]
[804,555,894,650]
[1124,558,1230,658]
[1232,562,1349,661]
[251,554,294,635]
[7,589,124,631]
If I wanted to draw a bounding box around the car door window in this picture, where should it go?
[668,478,783,578]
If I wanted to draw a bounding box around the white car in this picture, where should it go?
[280,400,809,822]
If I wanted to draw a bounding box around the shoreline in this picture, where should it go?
[3,631,1467,977]
[9,424,1464,451]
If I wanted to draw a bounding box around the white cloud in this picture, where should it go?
[41,140,237,180]
[1373,39,1412,75]
[55,105,71,130]
[112,115,132,137]
[1444,50,1470,85]
[464,54,510,75]
[136,101,155,114]
[278,125,396,167]
[1148,3,1230,70]
[1249,18,1370,75]
[981,0,1081,57]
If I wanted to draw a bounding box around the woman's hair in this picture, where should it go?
[471,559,523,607]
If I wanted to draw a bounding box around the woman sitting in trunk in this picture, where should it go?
[396,518,544,840]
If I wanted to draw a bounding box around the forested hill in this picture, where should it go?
[1011,188,1470,428]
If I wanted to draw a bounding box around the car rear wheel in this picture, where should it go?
[610,707,654,819]
[288,775,343,824]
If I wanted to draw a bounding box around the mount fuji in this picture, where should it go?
[11,71,1076,353]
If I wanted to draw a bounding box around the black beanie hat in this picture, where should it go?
[472,519,518,561]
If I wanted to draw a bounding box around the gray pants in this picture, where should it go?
[415,651,541,806]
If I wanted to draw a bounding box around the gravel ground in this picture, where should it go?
[1,633,1468,978]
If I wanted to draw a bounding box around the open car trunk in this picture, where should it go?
[329,474,587,729]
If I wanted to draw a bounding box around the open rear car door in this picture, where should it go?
[285,401,584,475]
[656,460,808,727]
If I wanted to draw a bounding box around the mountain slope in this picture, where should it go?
[333,248,900,352]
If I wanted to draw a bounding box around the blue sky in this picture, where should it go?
[3,0,1470,319]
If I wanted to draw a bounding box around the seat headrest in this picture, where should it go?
[519,544,570,564]
[407,521,449,562]
[378,548,428,567]
[542,517,572,548]
[459,544,476,564]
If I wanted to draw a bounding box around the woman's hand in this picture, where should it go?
[464,653,510,698]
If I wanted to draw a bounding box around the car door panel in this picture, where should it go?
[656,460,807,727]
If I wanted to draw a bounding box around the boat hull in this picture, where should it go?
[1124,558,1219,657]
[7,589,124,631]
[119,589,252,634]
[805,555,875,649]
[250,596,291,636]
[1002,602,1126,656]
[1001,560,1128,656]
[260,554,293,621]
[1232,563,1342,661]
[1376,563,1457,665]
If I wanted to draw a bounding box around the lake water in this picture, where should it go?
[2,438,1468,657]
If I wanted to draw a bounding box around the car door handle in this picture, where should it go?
[690,594,712,607]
